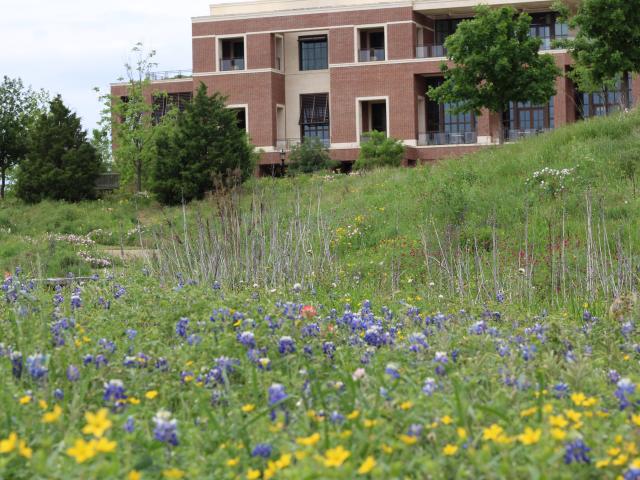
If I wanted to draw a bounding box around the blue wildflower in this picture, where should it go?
[103,379,127,406]
[238,331,256,349]
[26,353,48,380]
[251,443,272,458]
[564,439,591,464]
[153,409,178,446]
[124,416,135,433]
[422,377,437,396]
[278,336,296,355]
[175,317,189,338]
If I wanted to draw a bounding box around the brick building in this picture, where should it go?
[111,0,638,173]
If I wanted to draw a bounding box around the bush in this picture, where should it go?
[287,138,336,175]
[15,95,101,203]
[152,83,256,205]
[353,131,405,171]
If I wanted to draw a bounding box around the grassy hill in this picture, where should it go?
[1,111,639,310]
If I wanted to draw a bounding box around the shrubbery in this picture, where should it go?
[287,137,336,175]
[152,83,256,205]
[15,96,101,203]
[353,131,404,171]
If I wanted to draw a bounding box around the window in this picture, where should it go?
[423,78,476,144]
[227,106,248,131]
[503,98,554,140]
[434,19,467,46]
[577,78,633,118]
[299,94,329,145]
[219,38,245,71]
[529,13,568,50]
[152,92,193,125]
[299,35,327,71]
[358,28,385,62]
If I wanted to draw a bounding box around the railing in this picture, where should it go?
[276,138,331,150]
[220,58,245,71]
[358,48,385,62]
[95,173,120,191]
[504,128,553,141]
[418,131,478,146]
[416,44,447,58]
[147,70,192,81]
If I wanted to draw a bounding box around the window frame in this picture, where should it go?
[298,35,328,71]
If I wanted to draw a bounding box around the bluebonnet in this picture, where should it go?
[329,411,345,424]
[496,291,505,303]
[434,351,448,376]
[94,354,109,368]
[66,365,80,381]
[212,280,221,290]
[303,344,313,357]
[553,383,569,398]
[608,369,621,384]
[407,423,423,437]
[364,326,385,347]
[124,416,135,433]
[422,377,437,396]
[322,341,336,359]
[10,351,22,378]
[520,343,536,361]
[155,357,169,371]
[385,363,400,379]
[251,443,272,458]
[408,332,428,352]
[301,323,320,337]
[624,465,640,480]
[175,317,189,338]
[622,322,634,338]
[268,383,288,406]
[103,379,127,405]
[54,388,64,400]
[278,336,296,355]
[615,378,636,410]
[114,285,126,299]
[187,334,201,346]
[125,329,138,341]
[70,288,82,310]
[83,354,94,366]
[564,439,591,464]
[238,331,256,349]
[26,353,48,380]
[98,338,116,353]
[153,410,179,446]
[379,387,391,400]
[469,320,487,335]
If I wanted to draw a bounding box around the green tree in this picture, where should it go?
[556,0,640,111]
[353,130,404,171]
[15,95,101,203]
[618,146,640,197]
[110,43,162,193]
[0,76,47,198]
[428,6,560,144]
[287,137,336,175]
[152,83,255,205]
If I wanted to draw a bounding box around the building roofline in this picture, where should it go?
[193,0,413,23]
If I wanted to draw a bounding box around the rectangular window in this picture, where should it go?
[424,78,476,145]
[299,93,329,146]
[503,98,554,140]
[299,35,328,71]
[358,28,385,62]
[577,78,633,118]
[529,13,568,50]
[219,38,245,71]
[152,92,193,125]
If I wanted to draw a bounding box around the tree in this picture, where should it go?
[287,137,336,175]
[428,6,560,144]
[556,0,640,111]
[110,43,162,193]
[0,76,47,199]
[15,96,101,203]
[151,83,256,205]
[618,146,640,198]
[353,131,404,171]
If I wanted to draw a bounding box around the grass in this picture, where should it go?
[1,111,640,479]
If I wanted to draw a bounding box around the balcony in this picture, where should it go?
[220,58,245,71]
[504,128,552,142]
[418,131,477,146]
[358,48,385,62]
[416,44,447,59]
[276,138,330,150]
[148,70,192,81]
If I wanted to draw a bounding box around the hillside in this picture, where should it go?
[1,111,639,309]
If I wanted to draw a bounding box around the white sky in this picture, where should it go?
[0,0,242,132]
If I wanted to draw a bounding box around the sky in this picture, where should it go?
[0,0,237,132]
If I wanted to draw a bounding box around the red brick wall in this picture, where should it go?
[247,33,274,69]
[387,22,415,60]
[329,27,354,64]
[193,37,215,73]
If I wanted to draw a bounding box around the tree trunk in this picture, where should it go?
[604,86,610,116]
[136,158,142,193]
[497,109,505,145]
[1,168,5,199]
[621,71,631,111]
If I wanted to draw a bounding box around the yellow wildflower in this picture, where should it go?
[482,424,504,442]
[82,408,112,438]
[347,410,360,420]
[128,397,140,405]
[363,419,378,428]
[399,401,413,410]
[18,396,31,405]
[520,407,537,417]
[276,453,292,469]
[38,399,48,410]
[0,432,17,454]
[66,438,97,463]
[241,404,255,413]
[550,428,567,440]
[612,454,629,466]
[457,427,467,440]
[128,471,142,480]
[627,443,638,455]
[323,445,350,467]
[340,430,352,439]
[571,393,587,407]
[549,415,569,428]
[296,432,320,447]
[145,390,159,400]
[357,456,376,474]
[542,403,554,414]
[608,447,621,457]
[246,468,261,480]
[399,434,418,445]
[227,457,239,467]
[441,415,453,425]
[632,414,640,427]
[583,397,598,407]
[163,468,185,479]
[18,440,32,459]
[294,451,307,460]
[381,444,393,454]
[443,444,458,456]
[565,409,582,423]
[42,405,63,423]
[92,437,117,453]
[517,427,541,445]
[595,458,611,468]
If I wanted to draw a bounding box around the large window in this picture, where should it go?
[299,94,329,145]
[529,13,569,50]
[577,78,634,118]
[434,19,467,46]
[152,92,192,125]
[219,38,245,71]
[423,78,476,145]
[299,35,328,71]
[503,98,554,140]
[358,28,385,62]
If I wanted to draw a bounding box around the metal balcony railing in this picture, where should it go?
[220,58,245,71]
[276,137,330,150]
[358,48,385,62]
[147,70,192,81]
[418,131,477,146]
[504,128,553,141]
[416,44,447,58]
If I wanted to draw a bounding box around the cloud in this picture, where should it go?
[0,0,209,131]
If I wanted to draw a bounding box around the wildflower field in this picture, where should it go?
[2,112,640,479]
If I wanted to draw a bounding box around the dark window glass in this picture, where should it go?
[434,19,467,45]
[220,38,245,71]
[152,92,193,125]
[426,78,475,133]
[577,78,634,118]
[503,98,554,134]
[299,93,329,145]
[299,36,328,71]
[370,102,386,133]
